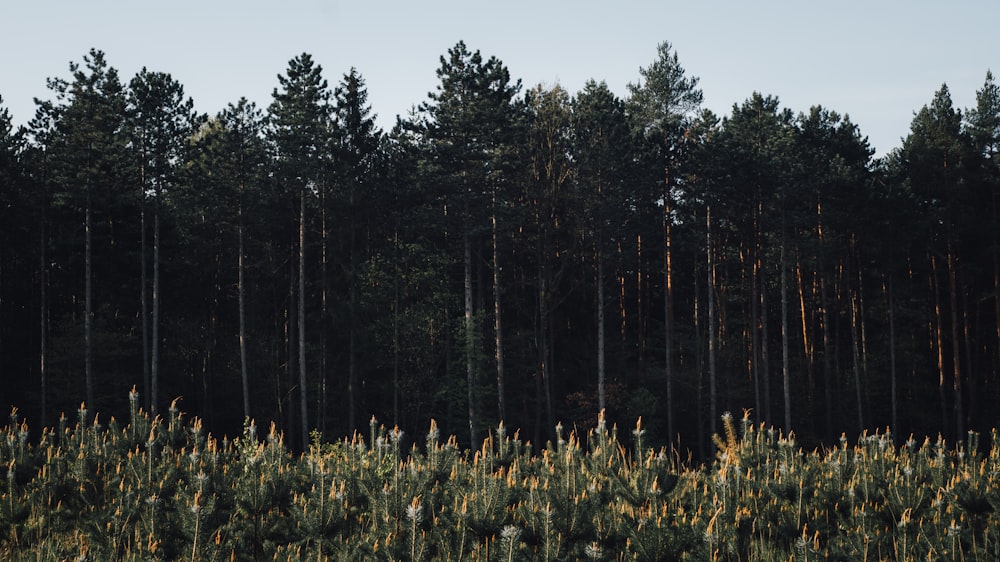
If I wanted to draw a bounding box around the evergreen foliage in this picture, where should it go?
[1,400,999,560]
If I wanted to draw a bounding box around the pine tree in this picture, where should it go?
[627,41,703,443]
[419,41,521,446]
[333,68,382,435]
[38,49,129,415]
[127,68,198,414]
[268,53,333,447]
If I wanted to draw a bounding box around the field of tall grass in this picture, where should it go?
[0,392,998,561]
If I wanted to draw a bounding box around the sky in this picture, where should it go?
[2,1,997,157]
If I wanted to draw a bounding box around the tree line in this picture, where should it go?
[1,41,998,455]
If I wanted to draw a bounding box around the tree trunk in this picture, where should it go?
[536,233,555,442]
[780,223,791,433]
[707,206,717,438]
[947,242,963,440]
[392,232,401,426]
[760,257,772,425]
[662,180,675,445]
[751,252,762,425]
[140,170,150,412]
[298,188,308,445]
[636,234,645,378]
[85,187,94,413]
[597,241,606,413]
[39,200,48,424]
[931,254,948,435]
[850,282,865,433]
[796,249,815,432]
[238,191,250,420]
[319,188,328,436]
[348,211,360,436]
[994,188,1000,396]
[694,258,706,458]
[817,201,833,440]
[286,256,297,440]
[492,205,506,422]
[464,228,477,447]
[151,190,161,415]
[887,275,898,437]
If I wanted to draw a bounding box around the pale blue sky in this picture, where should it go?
[2,1,996,156]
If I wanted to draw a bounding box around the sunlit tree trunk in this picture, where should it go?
[662,174,675,444]
[797,249,816,433]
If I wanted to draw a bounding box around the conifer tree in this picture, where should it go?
[37,49,129,414]
[333,68,382,434]
[127,68,198,414]
[627,41,703,443]
[573,80,632,415]
[419,41,520,446]
[268,53,333,446]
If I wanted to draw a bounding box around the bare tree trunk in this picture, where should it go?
[663,184,675,445]
[751,253,762,425]
[850,283,864,433]
[887,275,898,436]
[636,234,645,378]
[796,250,815,430]
[760,259,772,425]
[537,244,555,440]
[298,189,308,445]
[464,229,477,447]
[780,224,791,433]
[238,193,250,420]
[392,240,401,426]
[39,199,48,424]
[931,254,948,436]
[319,189,328,436]
[817,201,833,440]
[597,242,606,413]
[694,259,706,458]
[492,206,506,422]
[140,168,150,412]
[286,256,297,439]
[707,206,717,438]
[151,190,161,415]
[963,287,976,432]
[618,241,626,349]
[947,242,963,440]
[85,188,94,413]
[994,188,1000,395]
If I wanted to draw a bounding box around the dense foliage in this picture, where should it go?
[1,400,999,560]
[1,43,999,457]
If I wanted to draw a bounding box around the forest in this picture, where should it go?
[0,40,999,457]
